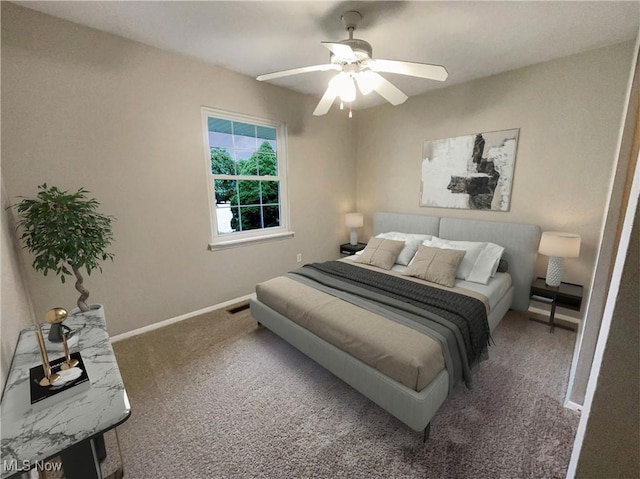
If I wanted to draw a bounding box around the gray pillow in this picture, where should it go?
[354,237,405,270]
[402,245,465,287]
[497,259,509,273]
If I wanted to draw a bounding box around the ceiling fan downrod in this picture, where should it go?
[339,11,373,60]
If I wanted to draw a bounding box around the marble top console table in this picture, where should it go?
[0,306,130,479]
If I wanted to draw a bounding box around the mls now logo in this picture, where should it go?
[2,459,63,473]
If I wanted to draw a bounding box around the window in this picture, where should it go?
[202,108,291,249]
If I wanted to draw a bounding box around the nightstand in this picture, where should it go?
[529,277,583,332]
[340,242,367,256]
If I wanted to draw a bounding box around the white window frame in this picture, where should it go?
[202,107,292,250]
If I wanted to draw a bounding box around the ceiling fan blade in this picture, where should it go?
[368,59,448,82]
[369,72,408,105]
[321,42,357,63]
[257,64,340,81]
[313,85,338,116]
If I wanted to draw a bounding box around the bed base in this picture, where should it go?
[251,284,511,442]
[251,297,450,438]
[423,423,431,443]
[249,212,539,441]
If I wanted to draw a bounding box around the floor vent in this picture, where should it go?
[227,302,250,315]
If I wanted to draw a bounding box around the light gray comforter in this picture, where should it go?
[256,260,491,393]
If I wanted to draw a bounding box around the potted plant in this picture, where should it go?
[11,183,115,314]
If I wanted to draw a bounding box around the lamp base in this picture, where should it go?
[545,256,564,287]
[350,229,358,246]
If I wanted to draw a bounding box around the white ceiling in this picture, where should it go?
[15,1,640,110]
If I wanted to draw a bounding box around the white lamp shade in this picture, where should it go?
[345,213,364,228]
[330,73,356,103]
[538,232,581,258]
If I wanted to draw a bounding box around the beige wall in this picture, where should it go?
[569,48,639,405]
[571,42,639,476]
[1,2,34,392]
[355,42,634,299]
[1,179,35,392]
[575,192,639,478]
[1,3,357,336]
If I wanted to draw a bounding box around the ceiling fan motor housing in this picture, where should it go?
[335,11,372,62]
[340,38,372,61]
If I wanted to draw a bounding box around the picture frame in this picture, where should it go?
[420,128,519,211]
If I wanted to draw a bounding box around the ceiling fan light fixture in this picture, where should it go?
[330,72,356,103]
[356,70,377,95]
[340,79,356,103]
[258,10,449,116]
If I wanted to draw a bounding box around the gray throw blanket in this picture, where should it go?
[290,261,490,390]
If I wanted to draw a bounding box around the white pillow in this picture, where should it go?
[466,242,505,284]
[376,232,433,266]
[428,237,487,280]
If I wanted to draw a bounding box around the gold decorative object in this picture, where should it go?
[44,307,69,343]
[45,308,79,370]
[44,307,68,324]
[35,323,60,386]
[60,331,79,370]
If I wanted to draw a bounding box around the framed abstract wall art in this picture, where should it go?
[420,128,519,211]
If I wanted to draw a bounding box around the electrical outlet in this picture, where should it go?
[296,253,302,263]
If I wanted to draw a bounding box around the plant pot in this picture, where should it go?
[69,304,104,316]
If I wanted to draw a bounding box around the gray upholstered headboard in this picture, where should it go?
[373,212,541,312]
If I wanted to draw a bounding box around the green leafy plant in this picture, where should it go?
[211,141,279,232]
[11,183,115,312]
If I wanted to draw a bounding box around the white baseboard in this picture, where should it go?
[528,306,581,324]
[110,293,256,343]
[564,400,583,412]
[111,299,581,341]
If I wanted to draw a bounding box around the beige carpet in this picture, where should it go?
[112,304,579,478]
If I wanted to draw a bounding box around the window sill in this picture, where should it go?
[208,231,295,251]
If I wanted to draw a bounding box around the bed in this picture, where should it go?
[250,212,541,439]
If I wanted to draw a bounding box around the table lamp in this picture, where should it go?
[538,231,581,287]
[345,213,364,246]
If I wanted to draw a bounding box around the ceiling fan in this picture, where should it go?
[256,11,448,116]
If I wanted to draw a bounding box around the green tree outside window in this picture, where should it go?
[210,141,280,232]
